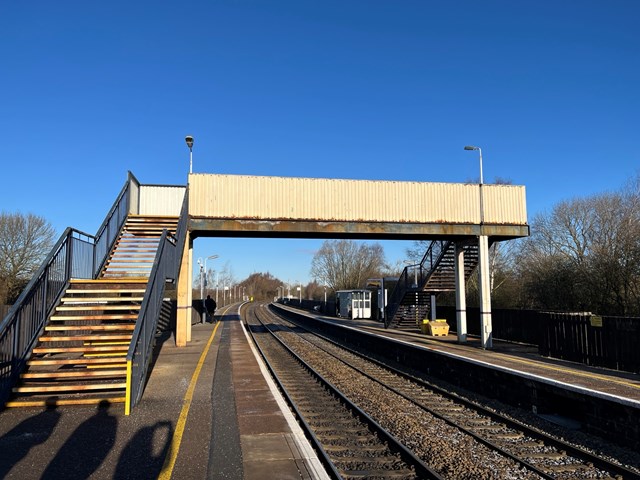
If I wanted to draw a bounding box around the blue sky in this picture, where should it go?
[1,1,639,286]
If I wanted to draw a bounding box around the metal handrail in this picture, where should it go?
[384,240,450,328]
[125,189,189,414]
[93,172,136,277]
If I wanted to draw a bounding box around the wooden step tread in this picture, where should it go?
[56,305,141,311]
[102,266,152,271]
[70,278,148,284]
[45,325,136,332]
[21,369,126,379]
[4,396,126,407]
[39,334,133,342]
[61,297,145,303]
[117,236,160,241]
[13,382,127,393]
[28,357,127,366]
[65,289,146,294]
[32,345,129,354]
[50,314,138,321]
[106,260,155,264]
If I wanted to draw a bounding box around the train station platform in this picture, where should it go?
[0,305,328,480]
[323,314,640,405]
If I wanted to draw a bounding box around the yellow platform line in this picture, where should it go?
[158,320,221,480]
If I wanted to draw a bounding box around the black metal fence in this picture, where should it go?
[437,306,640,374]
[539,312,640,373]
[437,306,541,346]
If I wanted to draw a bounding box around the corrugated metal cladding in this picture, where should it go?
[138,186,186,216]
[189,174,528,225]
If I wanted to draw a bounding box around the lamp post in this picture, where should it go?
[464,145,484,224]
[205,254,218,284]
[324,286,327,311]
[198,254,218,324]
[464,145,492,348]
[185,135,194,174]
[196,258,205,323]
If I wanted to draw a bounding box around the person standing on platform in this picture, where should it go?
[205,295,216,323]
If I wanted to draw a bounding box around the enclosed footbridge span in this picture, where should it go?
[187,173,528,239]
[177,173,529,349]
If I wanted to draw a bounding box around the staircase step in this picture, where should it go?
[45,325,135,332]
[56,305,141,311]
[61,297,144,303]
[28,358,127,366]
[13,382,127,393]
[70,278,148,284]
[21,369,126,379]
[49,314,138,321]
[4,396,126,407]
[32,345,129,354]
[65,288,145,298]
[39,334,133,342]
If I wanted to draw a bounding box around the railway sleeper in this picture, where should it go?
[322,444,390,454]
[525,451,568,460]
[336,466,416,480]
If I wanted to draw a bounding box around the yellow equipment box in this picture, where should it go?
[421,319,450,336]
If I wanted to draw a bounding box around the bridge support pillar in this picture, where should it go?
[478,235,493,349]
[176,233,193,347]
[454,243,467,343]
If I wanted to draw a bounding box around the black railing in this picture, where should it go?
[125,190,188,414]
[0,176,132,407]
[0,228,94,406]
[93,172,137,277]
[384,240,450,328]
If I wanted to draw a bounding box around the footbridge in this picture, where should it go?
[178,173,528,349]
[1,171,528,413]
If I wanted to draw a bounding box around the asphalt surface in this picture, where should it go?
[0,315,220,479]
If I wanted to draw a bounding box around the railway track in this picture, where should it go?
[244,302,640,480]
[245,303,440,479]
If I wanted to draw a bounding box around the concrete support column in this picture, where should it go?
[454,243,467,343]
[478,235,493,349]
[430,294,436,320]
[176,233,193,347]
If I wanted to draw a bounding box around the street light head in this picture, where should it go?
[207,254,219,260]
[464,145,479,151]
[185,135,194,150]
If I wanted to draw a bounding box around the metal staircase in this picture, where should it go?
[386,240,479,330]
[4,215,178,407]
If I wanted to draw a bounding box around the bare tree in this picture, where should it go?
[0,212,56,305]
[515,176,640,315]
[310,240,387,291]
